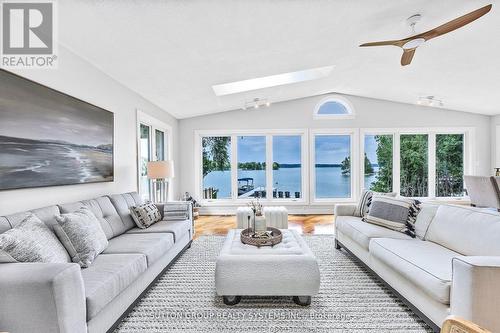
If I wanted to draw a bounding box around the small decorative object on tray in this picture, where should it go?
[240,227,282,247]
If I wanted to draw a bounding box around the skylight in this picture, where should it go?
[212,65,334,96]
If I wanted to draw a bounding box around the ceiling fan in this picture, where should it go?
[359,4,492,66]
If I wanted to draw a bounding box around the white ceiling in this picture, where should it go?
[59,0,500,118]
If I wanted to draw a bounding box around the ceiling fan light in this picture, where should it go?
[403,38,426,50]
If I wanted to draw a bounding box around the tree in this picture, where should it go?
[436,134,464,197]
[341,156,350,176]
[202,137,230,177]
[370,135,393,193]
[364,153,374,175]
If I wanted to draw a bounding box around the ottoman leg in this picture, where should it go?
[293,296,311,306]
[223,296,241,306]
[335,239,342,250]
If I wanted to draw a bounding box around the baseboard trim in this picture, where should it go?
[106,240,193,333]
[335,239,441,333]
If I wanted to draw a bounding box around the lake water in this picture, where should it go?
[203,166,379,198]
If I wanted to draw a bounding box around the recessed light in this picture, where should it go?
[213,65,335,96]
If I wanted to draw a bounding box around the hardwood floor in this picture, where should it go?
[194,214,334,239]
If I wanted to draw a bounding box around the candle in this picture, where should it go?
[254,215,266,233]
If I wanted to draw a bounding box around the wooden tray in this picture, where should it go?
[240,227,282,247]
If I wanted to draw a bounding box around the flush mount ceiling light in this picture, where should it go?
[417,95,443,107]
[242,98,271,110]
[213,65,335,96]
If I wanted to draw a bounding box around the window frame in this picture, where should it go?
[194,129,308,206]
[136,110,173,201]
[360,127,474,201]
[313,95,356,120]
[310,128,359,205]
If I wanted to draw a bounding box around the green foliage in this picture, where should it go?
[341,156,350,176]
[399,135,428,197]
[436,134,464,197]
[369,135,393,193]
[238,162,265,170]
[202,137,230,177]
[364,153,374,175]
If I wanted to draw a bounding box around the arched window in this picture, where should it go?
[314,96,355,119]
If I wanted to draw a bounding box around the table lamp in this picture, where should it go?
[147,160,174,203]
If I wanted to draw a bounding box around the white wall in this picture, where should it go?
[491,115,500,173]
[179,93,492,213]
[0,46,179,215]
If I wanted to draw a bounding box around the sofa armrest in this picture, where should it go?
[451,256,500,331]
[334,204,357,217]
[0,262,86,333]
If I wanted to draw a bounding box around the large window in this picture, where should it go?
[273,135,302,199]
[237,136,267,198]
[400,134,428,197]
[436,134,464,197]
[314,135,351,199]
[202,136,231,199]
[364,135,393,192]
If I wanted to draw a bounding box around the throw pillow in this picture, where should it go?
[362,196,420,237]
[54,207,108,268]
[0,214,70,263]
[354,190,397,217]
[130,203,162,228]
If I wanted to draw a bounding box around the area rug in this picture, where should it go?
[115,235,432,332]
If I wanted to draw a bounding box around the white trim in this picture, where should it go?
[313,95,356,120]
[310,128,359,204]
[195,129,308,205]
[136,109,173,201]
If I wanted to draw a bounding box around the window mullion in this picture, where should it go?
[428,133,437,199]
[393,133,401,195]
[231,135,238,200]
[266,135,273,201]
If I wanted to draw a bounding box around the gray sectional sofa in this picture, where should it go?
[335,203,500,332]
[0,192,193,333]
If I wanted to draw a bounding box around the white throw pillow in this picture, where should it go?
[130,203,162,229]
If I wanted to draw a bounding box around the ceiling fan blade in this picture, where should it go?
[418,4,492,41]
[359,40,403,47]
[401,48,416,66]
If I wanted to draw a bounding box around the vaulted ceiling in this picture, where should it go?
[59,0,500,118]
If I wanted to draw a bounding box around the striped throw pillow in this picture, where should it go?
[354,190,397,217]
[362,196,420,237]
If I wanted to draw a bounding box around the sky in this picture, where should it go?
[237,135,354,164]
[315,135,350,164]
[364,135,378,164]
[0,71,113,146]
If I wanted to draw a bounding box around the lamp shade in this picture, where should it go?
[147,160,175,179]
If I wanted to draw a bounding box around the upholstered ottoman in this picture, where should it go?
[236,206,288,229]
[215,229,320,306]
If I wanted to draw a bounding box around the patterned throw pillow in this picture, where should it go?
[0,214,70,263]
[362,196,420,238]
[354,190,397,217]
[130,203,162,229]
[54,207,108,268]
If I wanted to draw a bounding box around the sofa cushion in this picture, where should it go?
[81,253,147,320]
[0,205,61,234]
[370,238,461,304]
[414,203,439,240]
[335,216,412,250]
[129,203,162,229]
[0,214,70,263]
[108,192,143,231]
[126,220,191,242]
[426,205,500,256]
[59,196,127,240]
[54,207,108,268]
[102,233,174,266]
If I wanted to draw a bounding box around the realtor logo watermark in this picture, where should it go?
[1,0,57,68]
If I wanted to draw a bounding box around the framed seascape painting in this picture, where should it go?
[0,69,114,190]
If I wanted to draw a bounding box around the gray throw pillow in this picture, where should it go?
[354,190,397,217]
[362,196,420,238]
[130,203,162,229]
[54,207,108,268]
[0,214,70,263]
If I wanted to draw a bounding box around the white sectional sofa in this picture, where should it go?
[334,203,500,332]
[0,192,193,333]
